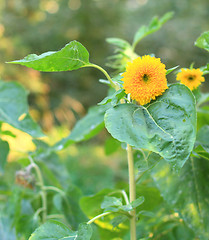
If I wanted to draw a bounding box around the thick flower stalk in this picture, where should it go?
[122,55,168,105]
[176,68,205,91]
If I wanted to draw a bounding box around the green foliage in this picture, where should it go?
[195,31,209,52]
[132,12,174,49]
[0,81,43,137]
[152,157,209,239]
[2,10,209,240]
[98,89,126,106]
[8,41,90,72]
[134,151,161,174]
[55,105,108,150]
[104,137,121,155]
[29,220,92,240]
[101,195,144,213]
[105,84,196,171]
[0,139,9,174]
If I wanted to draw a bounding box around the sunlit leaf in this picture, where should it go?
[105,84,196,171]
[152,157,209,239]
[8,41,90,72]
[0,81,43,137]
[166,65,179,75]
[195,31,209,52]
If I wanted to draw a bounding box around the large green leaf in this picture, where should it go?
[29,220,92,240]
[54,105,108,150]
[132,12,174,49]
[8,41,90,72]
[0,81,43,137]
[152,157,209,240]
[0,139,9,174]
[105,84,196,171]
[195,31,209,52]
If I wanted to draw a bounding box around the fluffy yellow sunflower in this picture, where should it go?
[176,68,205,91]
[122,55,168,105]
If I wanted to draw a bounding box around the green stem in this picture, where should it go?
[127,144,136,240]
[29,156,47,223]
[86,64,118,89]
[87,212,111,225]
[108,190,130,205]
[43,186,65,196]
[43,185,70,208]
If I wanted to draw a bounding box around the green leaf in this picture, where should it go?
[131,196,145,208]
[80,189,113,217]
[196,125,209,148]
[197,106,209,130]
[195,31,209,52]
[101,195,145,213]
[98,89,126,106]
[0,139,9,174]
[29,220,92,240]
[8,41,90,72]
[80,189,128,238]
[54,105,108,150]
[193,145,209,161]
[194,125,209,159]
[53,185,87,230]
[137,210,154,218]
[0,130,16,138]
[105,84,196,171]
[166,65,179,75]
[104,137,121,155]
[116,182,163,213]
[120,197,145,212]
[152,157,209,240]
[132,12,174,49]
[106,38,131,49]
[110,215,128,229]
[0,81,44,137]
[134,151,161,173]
[101,196,123,212]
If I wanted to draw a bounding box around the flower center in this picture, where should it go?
[188,75,195,81]
[142,74,149,82]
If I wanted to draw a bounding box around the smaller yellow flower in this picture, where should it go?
[176,68,205,91]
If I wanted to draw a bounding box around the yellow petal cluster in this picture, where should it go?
[122,55,168,105]
[176,68,205,91]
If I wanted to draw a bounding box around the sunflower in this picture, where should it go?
[122,55,168,105]
[176,68,205,91]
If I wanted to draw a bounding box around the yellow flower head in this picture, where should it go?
[176,68,205,91]
[122,55,168,105]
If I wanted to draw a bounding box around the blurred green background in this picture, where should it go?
[1,0,209,132]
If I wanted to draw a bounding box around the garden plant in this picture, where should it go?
[1,12,209,239]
